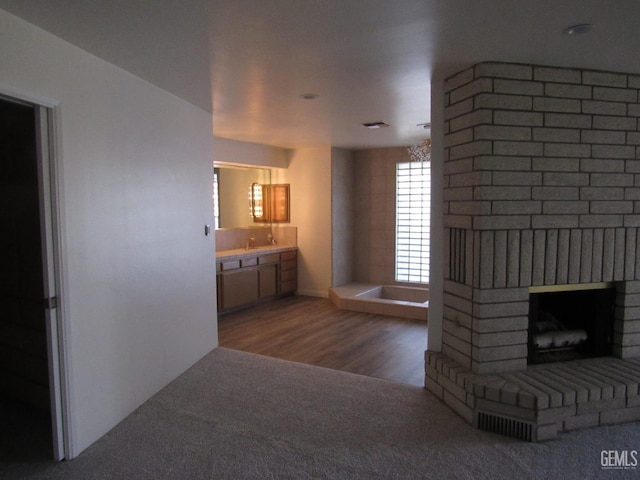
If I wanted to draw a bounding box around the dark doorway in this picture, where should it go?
[0,96,53,460]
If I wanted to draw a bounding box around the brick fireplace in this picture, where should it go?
[426,61,640,440]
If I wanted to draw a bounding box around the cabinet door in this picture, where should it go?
[259,265,277,299]
[221,269,258,310]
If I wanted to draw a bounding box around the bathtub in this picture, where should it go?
[329,284,428,321]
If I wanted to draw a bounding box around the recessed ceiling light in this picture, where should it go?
[363,121,390,128]
[564,24,595,35]
[299,93,319,100]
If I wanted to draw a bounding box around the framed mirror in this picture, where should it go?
[214,165,271,229]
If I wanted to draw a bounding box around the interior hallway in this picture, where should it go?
[218,295,428,386]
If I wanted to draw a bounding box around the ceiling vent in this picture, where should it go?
[363,121,390,129]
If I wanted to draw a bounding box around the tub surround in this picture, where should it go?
[330,284,428,321]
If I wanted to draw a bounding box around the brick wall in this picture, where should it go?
[441,62,640,374]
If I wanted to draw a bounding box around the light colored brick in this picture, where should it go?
[544,143,591,158]
[545,83,592,99]
[534,66,581,84]
[475,125,531,141]
[532,127,580,143]
[583,70,627,87]
[591,173,634,186]
[626,132,640,145]
[443,158,473,174]
[581,130,626,144]
[450,109,493,132]
[450,77,493,104]
[445,67,474,93]
[582,100,627,116]
[472,344,527,363]
[579,214,624,228]
[532,215,579,229]
[475,62,532,80]
[492,201,541,215]
[473,301,529,319]
[494,79,543,96]
[592,115,637,131]
[543,201,588,214]
[449,140,492,160]
[475,156,531,171]
[532,186,579,200]
[494,110,543,126]
[563,413,600,431]
[493,171,541,186]
[472,331,527,348]
[592,144,636,159]
[475,93,532,111]
[590,201,633,214]
[593,87,637,103]
[475,186,531,200]
[581,187,624,200]
[444,128,473,147]
[600,406,640,425]
[543,172,589,186]
[473,316,529,333]
[532,157,579,172]
[494,141,543,156]
[533,97,581,113]
[544,113,591,128]
[581,158,625,172]
[473,215,531,230]
[445,97,473,120]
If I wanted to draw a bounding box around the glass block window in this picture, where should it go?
[395,161,430,283]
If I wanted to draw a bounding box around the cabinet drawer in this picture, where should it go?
[259,253,280,265]
[280,280,297,294]
[280,269,296,283]
[281,260,297,272]
[221,260,240,271]
[241,257,258,267]
[281,250,297,261]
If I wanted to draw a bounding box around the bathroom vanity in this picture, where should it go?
[216,246,297,313]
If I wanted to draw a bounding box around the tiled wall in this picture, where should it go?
[441,62,640,374]
[215,225,297,251]
[353,147,411,285]
[332,148,355,286]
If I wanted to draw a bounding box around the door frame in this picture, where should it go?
[1,88,70,460]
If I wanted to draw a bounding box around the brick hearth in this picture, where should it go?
[426,61,640,440]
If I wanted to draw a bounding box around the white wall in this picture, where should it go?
[0,9,218,457]
[214,137,291,168]
[277,147,333,297]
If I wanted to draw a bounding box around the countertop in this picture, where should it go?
[216,245,297,262]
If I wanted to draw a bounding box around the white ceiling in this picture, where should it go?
[2,1,640,150]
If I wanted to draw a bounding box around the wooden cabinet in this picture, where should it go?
[279,250,297,295]
[216,248,297,313]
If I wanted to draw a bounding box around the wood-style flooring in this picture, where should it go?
[218,295,428,386]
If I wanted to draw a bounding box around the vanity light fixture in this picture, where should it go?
[564,23,594,35]
[363,121,390,128]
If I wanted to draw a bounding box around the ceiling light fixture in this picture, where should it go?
[363,121,390,129]
[299,93,319,100]
[417,123,431,129]
[564,23,594,35]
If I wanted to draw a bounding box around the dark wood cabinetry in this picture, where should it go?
[216,249,297,313]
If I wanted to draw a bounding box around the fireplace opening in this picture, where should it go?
[528,285,615,365]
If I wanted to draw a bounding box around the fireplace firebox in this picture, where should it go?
[528,285,615,365]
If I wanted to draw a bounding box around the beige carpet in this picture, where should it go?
[2,347,639,479]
